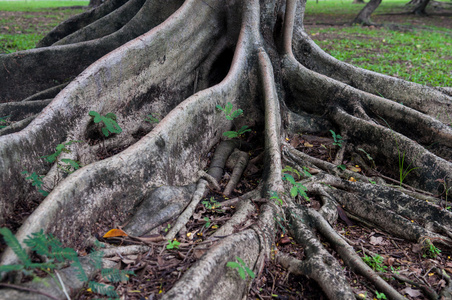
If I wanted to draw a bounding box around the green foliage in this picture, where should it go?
[281,166,300,179]
[397,150,419,186]
[0,228,134,298]
[282,173,309,201]
[216,102,243,120]
[166,239,181,250]
[203,217,211,228]
[329,130,343,148]
[202,197,221,210]
[337,164,346,171]
[226,256,255,280]
[423,241,441,258]
[269,191,283,206]
[89,111,122,137]
[223,126,251,138]
[41,140,80,163]
[0,115,10,129]
[59,159,82,174]
[362,254,387,272]
[376,291,387,299]
[21,170,49,196]
[145,113,160,124]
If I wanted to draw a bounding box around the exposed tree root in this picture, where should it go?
[1,0,452,299]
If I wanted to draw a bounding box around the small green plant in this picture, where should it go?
[269,191,283,206]
[226,256,255,280]
[358,148,376,168]
[0,228,133,298]
[436,178,452,210]
[282,166,300,179]
[397,148,419,186]
[203,217,211,228]
[223,125,251,138]
[330,130,343,148]
[302,166,312,177]
[166,239,181,250]
[282,172,309,201]
[58,158,82,174]
[0,115,10,129]
[216,102,243,120]
[202,197,220,210]
[362,254,387,272]
[89,111,122,137]
[337,164,346,171]
[145,113,160,124]
[21,170,49,196]
[164,224,171,233]
[41,141,82,174]
[423,241,441,258]
[376,291,387,299]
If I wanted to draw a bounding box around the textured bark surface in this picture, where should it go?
[1,0,452,299]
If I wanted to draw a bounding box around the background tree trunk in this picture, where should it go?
[353,0,382,24]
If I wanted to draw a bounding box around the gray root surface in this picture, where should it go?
[1,0,452,299]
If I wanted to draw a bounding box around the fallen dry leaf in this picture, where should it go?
[304,142,314,148]
[401,287,422,297]
[369,236,383,245]
[103,228,128,238]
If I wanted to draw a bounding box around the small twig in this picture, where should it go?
[55,270,71,300]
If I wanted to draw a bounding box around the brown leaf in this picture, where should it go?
[336,206,353,226]
[103,228,128,238]
[401,287,422,297]
[347,165,361,172]
[369,236,383,245]
[290,135,303,148]
[136,235,164,243]
[279,237,291,244]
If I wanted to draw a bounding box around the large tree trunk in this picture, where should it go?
[1,0,452,299]
[407,0,431,15]
[353,0,382,25]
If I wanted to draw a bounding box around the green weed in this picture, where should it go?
[89,111,122,137]
[330,130,343,148]
[226,256,255,280]
[269,190,283,206]
[0,227,133,298]
[362,254,387,272]
[223,125,251,138]
[145,113,160,124]
[166,239,181,250]
[376,291,387,300]
[21,170,49,196]
[216,102,243,120]
[0,115,10,128]
[423,241,441,258]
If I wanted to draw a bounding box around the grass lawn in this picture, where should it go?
[0,0,88,53]
[0,0,451,86]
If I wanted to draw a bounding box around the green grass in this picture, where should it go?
[306,0,452,87]
[310,25,452,86]
[0,1,87,53]
[0,1,88,12]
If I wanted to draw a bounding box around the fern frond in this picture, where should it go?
[88,281,118,298]
[71,259,88,282]
[0,227,31,266]
[0,264,24,272]
[89,251,104,270]
[101,268,134,282]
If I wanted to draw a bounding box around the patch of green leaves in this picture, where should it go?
[362,254,387,272]
[269,190,283,206]
[282,173,309,201]
[376,291,387,299]
[337,164,346,171]
[0,115,10,129]
[41,140,81,163]
[223,125,251,138]
[202,197,221,211]
[226,256,255,280]
[216,102,243,120]
[145,113,160,124]
[330,130,343,148]
[0,227,133,298]
[89,111,122,137]
[203,217,211,228]
[423,241,441,258]
[166,239,181,250]
[21,170,49,196]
